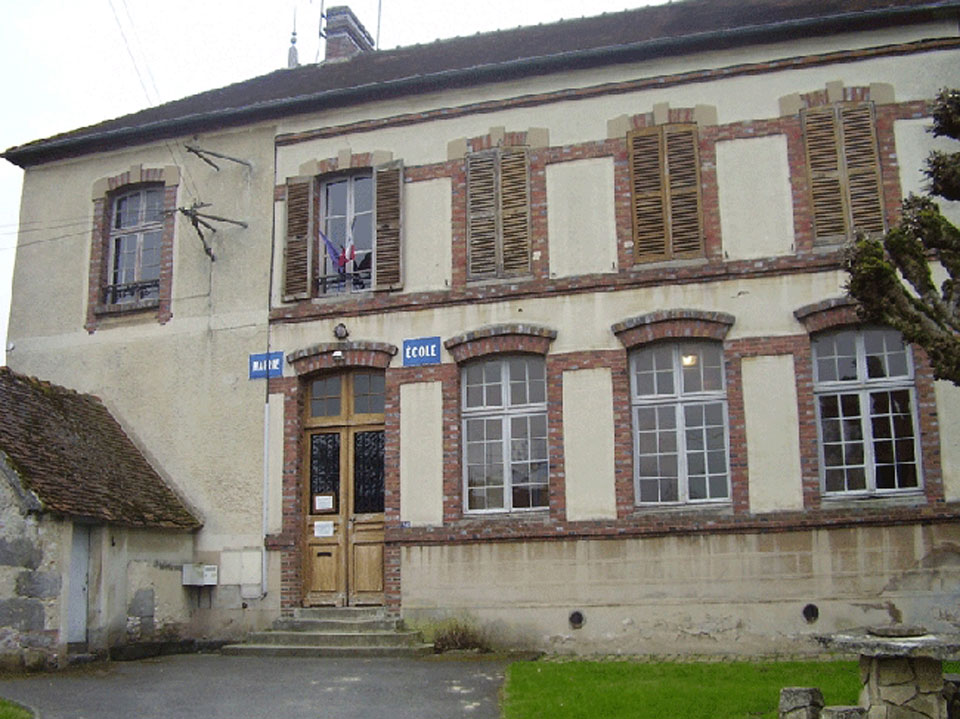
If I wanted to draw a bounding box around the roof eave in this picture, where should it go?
[3,2,958,168]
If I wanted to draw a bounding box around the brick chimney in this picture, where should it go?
[324,6,375,62]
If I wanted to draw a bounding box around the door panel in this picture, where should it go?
[303,371,385,606]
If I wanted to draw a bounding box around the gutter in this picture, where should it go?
[4,2,959,167]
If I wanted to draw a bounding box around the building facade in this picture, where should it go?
[4,0,960,656]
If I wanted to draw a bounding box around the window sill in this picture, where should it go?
[628,502,733,518]
[820,491,926,509]
[93,298,159,317]
[460,509,551,522]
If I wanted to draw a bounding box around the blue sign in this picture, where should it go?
[249,351,284,379]
[402,337,442,367]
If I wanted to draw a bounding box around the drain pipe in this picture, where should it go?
[261,400,270,598]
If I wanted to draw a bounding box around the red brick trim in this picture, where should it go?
[793,296,859,333]
[444,323,557,363]
[270,252,846,325]
[287,341,398,375]
[612,309,735,349]
[276,38,960,148]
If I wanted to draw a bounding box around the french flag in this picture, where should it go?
[320,229,353,272]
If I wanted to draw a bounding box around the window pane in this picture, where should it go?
[352,212,373,252]
[311,375,341,417]
[353,175,373,212]
[144,188,164,223]
[353,430,384,513]
[325,180,348,215]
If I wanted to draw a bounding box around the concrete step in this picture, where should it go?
[245,630,424,648]
[221,643,433,658]
[272,617,400,632]
[221,606,433,658]
[290,607,385,621]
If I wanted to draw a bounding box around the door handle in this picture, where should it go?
[317,551,332,557]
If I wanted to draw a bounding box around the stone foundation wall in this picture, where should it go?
[0,475,64,670]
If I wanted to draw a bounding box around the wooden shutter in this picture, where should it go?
[374,162,403,289]
[841,104,885,235]
[629,128,668,262]
[804,108,847,244]
[664,125,702,257]
[499,148,530,276]
[283,178,313,301]
[467,151,498,278]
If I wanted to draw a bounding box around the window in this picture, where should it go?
[813,328,921,495]
[106,186,164,304]
[803,103,884,244]
[628,125,703,263]
[462,356,547,512]
[630,342,729,504]
[318,173,373,294]
[283,162,402,301]
[466,148,530,279]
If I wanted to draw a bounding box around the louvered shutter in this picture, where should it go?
[283,178,313,301]
[467,151,498,278]
[804,108,847,244]
[629,128,668,262]
[841,104,885,235]
[374,161,403,289]
[664,125,702,258]
[499,148,530,276]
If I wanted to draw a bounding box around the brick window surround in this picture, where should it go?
[86,165,179,331]
[612,310,744,511]
[793,297,944,507]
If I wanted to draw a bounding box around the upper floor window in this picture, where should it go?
[107,186,164,304]
[629,125,703,264]
[283,162,402,301]
[813,328,921,495]
[319,173,373,294]
[630,342,729,504]
[803,103,884,245]
[466,148,531,280]
[462,356,547,512]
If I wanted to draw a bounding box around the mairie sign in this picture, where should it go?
[249,351,284,379]
[402,336,442,367]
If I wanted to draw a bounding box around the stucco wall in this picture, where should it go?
[401,523,960,655]
[400,382,445,527]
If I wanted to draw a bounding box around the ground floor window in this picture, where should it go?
[462,356,548,512]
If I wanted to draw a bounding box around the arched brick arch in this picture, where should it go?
[612,309,735,349]
[443,323,557,363]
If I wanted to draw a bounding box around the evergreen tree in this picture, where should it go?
[845,89,960,384]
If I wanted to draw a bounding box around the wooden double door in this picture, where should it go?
[303,370,385,606]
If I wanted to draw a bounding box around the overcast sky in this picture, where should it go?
[0,0,664,366]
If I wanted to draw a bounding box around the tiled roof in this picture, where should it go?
[0,368,201,530]
[3,0,957,166]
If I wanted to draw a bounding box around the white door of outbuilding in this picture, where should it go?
[67,524,89,645]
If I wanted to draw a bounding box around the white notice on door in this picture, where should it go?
[313,521,335,538]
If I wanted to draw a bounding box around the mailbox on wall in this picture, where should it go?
[182,564,219,586]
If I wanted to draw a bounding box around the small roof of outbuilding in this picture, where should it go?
[0,367,201,530]
[3,0,958,167]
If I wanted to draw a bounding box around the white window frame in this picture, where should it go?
[461,356,548,513]
[813,328,923,497]
[107,186,164,305]
[630,341,731,506]
[318,171,374,295]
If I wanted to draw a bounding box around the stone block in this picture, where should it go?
[886,706,930,719]
[781,687,825,717]
[22,649,46,672]
[0,538,42,569]
[15,571,61,599]
[878,659,916,686]
[881,684,919,706]
[823,707,867,719]
[915,660,944,693]
[0,598,44,632]
[904,692,944,719]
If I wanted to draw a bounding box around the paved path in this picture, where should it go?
[0,653,510,718]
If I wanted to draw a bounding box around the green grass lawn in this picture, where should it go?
[0,698,32,719]
[502,660,862,719]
